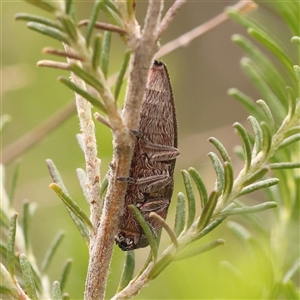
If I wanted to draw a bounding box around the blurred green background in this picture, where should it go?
[1,1,297,299]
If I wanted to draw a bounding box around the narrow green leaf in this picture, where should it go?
[248,116,263,156]
[76,168,89,202]
[233,145,244,160]
[59,259,72,292]
[0,208,10,229]
[51,281,62,300]
[135,251,153,279]
[102,3,123,28]
[65,0,76,23]
[0,285,14,296]
[278,133,300,150]
[196,215,226,240]
[208,137,231,163]
[221,261,244,283]
[0,242,8,259]
[19,254,38,300]
[49,183,93,230]
[15,13,62,30]
[27,22,69,44]
[100,31,111,78]
[8,159,21,207]
[92,35,102,69]
[65,0,73,15]
[149,212,178,248]
[220,201,277,217]
[127,0,135,17]
[23,201,36,252]
[197,190,219,231]
[232,34,289,105]
[284,126,300,139]
[23,0,56,13]
[181,170,196,229]
[117,251,135,292]
[41,231,65,273]
[174,192,185,237]
[228,88,264,120]
[261,122,272,154]
[114,51,131,101]
[222,162,234,201]
[243,167,269,186]
[232,200,267,237]
[0,263,19,298]
[104,0,120,15]
[208,152,224,193]
[227,221,252,241]
[240,57,286,121]
[234,122,252,171]
[58,76,106,112]
[275,2,298,35]
[270,162,300,169]
[46,159,68,192]
[239,178,279,196]
[46,168,90,245]
[257,100,276,134]
[148,254,174,280]
[86,0,105,46]
[7,213,18,277]
[129,205,157,260]
[248,28,294,75]
[175,239,225,261]
[68,63,104,92]
[188,167,208,207]
[59,16,77,41]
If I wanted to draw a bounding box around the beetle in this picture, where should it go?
[115,60,179,251]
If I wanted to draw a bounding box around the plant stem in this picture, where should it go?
[84,1,164,298]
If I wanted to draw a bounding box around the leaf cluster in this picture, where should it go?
[0,163,72,299]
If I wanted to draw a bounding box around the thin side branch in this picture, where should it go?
[37,60,69,70]
[2,101,76,164]
[158,0,186,37]
[156,0,257,58]
[43,47,84,60]
[78,20,127,35]
[63,43,101,230]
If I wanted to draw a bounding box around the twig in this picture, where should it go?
[37,60,69,70]
[1,101,76,164]
[78,20,127,35]
[42,47,84,60]
[122,0,163,130]
[156,0,257,58]
[158,0,186,37]
[63,43,101,230]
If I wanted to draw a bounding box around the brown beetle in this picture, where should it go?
[115,61,179,251]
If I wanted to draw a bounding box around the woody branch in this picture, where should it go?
[84,0,175,299]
